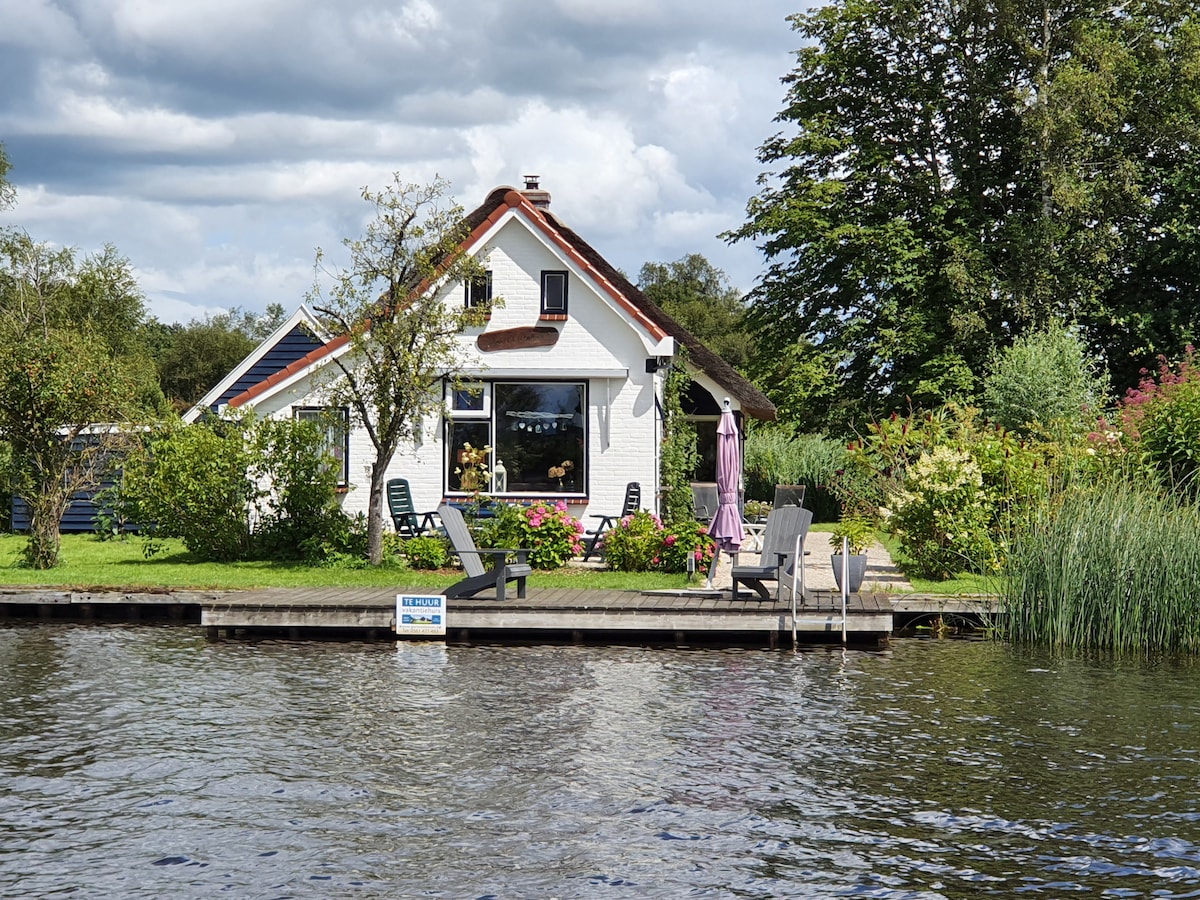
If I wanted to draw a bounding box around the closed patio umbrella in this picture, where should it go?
[706,398,745,589]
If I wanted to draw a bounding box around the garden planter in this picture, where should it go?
[830,553,868,593]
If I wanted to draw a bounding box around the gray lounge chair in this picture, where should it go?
[773,484,806,508]
[730,506,813,601]
[437,503,531,601]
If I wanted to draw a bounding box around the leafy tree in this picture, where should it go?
[0,142,13,210]
[730,0,1200,427]
[638,255,752,371]
[0,234,142,567]
[307,175,489,565]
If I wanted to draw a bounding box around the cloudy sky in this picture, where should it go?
[1,0,805,324]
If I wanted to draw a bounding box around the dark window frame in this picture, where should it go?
[445,380,587,496]
[540,270,568,316]
[464,270,493,309]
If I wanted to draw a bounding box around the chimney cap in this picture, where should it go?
[523,174,540,190]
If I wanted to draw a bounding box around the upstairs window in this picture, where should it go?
[464,270,492,309]
[540,270,568,316]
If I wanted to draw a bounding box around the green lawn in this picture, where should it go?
[0,533,699,592]
[0,531,989,595]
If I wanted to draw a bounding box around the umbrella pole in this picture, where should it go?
[706,549,719,590]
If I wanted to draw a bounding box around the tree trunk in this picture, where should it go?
[367,460,387,566]
[25,481,69,569]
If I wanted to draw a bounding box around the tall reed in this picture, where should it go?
[1002,481,1200,652]
[743,427,844,521]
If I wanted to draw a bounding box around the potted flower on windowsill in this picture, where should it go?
[829,515,874,593]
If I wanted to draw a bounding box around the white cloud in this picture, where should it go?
[0,0,802,318]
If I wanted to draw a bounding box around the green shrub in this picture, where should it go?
[477,500,585,569]
[1118,346,1200,495]
[297,512,370,567]
[251,417,347,561]
[983,324,1109,435]
[400,534,450,570]
[602,510,664,572]
[602,509,715,574]
[658,518,716,573]
[885,446,998,579]
[119,415,258,561]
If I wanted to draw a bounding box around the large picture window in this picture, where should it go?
[446,381,585,495]
[294,406,349,486]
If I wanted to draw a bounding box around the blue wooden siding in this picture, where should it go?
[11,473,130,533]
[212,325,325,410]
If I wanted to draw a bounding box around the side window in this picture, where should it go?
[293,407,349,486]
[464,270,492,309]
[540,270,568,316]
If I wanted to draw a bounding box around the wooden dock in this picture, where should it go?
[0,586,999,648]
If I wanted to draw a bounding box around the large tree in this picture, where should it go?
[307,175,488,565]
[637,254,753,371]
[730,0,1200,428]
[0,232,142,567]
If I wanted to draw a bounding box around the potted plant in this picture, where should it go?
[743,499,771,523]
[829,515,874,593]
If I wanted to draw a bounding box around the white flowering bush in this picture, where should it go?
[886,446,998,579]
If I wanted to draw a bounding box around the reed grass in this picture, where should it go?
[743,428,844,521]
[1001,481,1200,652]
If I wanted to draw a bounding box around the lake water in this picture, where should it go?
[3,625,1200,898]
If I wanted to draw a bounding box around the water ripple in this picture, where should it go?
[4,628,1200,896]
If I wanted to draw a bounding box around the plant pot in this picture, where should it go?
[830,553,868,593]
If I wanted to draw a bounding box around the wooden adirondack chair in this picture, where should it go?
[730,505,813,601]
[387,478,438,539]
[437,503,531,601]
[581,482,641,561]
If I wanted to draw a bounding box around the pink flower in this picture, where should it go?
[664,534,677,546]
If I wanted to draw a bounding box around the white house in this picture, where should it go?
[185,178,775,524]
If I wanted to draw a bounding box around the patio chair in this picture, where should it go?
[730,506,813,602]
[387,478,439,539]
[437,503,531,601]
[773,484,807,508]
[581,482,641,561]
[690,481,719,523]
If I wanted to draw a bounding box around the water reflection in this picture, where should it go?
[3,625,1200,897]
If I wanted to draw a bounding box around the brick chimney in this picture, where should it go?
[522,174,551,209]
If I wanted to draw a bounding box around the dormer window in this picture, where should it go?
[540,270,568,318]
[465,271,492,309]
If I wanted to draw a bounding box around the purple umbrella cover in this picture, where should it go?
[708,406,744,554]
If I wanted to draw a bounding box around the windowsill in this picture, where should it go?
[538,313,568,321]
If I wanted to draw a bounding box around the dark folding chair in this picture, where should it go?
[387,478,439,539]
[690,481,718,523]
[581,482,641,562]
[773,484,807,508]
[438,503,531,601]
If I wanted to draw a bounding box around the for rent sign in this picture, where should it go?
[396,594,447,637]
